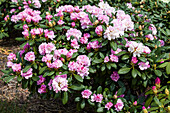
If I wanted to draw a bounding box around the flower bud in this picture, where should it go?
[140,31,143,36]
[93,20,99,26]
[133,101,137,106]
[71,22,75,27]
[139,25,142,30]
[145,38,149,41]
[53,21,56,26]
[155,77,160,89]
[155,45,157,49]
[113,95,117,99]
[60,57,65,63]
[165,88,169,96]
[142,106,148,113]
[49,22,53,27]
[46,12,50,15]
[57,0,60,2]
[152,86,157,94]
[168,106,170,112]
[140,5,143,8]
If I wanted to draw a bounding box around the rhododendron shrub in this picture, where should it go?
[1,0,170,112]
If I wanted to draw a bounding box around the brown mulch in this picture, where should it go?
[0,38,87,113]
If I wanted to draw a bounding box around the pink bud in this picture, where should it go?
[133,101,137,106]
[18,6,21,10]
[71,22,75,27]
[155,77,160,85]
[142,106,146,110]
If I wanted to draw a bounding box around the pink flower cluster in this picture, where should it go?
[87,40,102,50]
[52,74,68,93]
[149,24,157,35]
[145,34,154,40]
[95,25,103,36]
[105,102,113,110]
[11,8,42,23]
[37,75,46,85]
[110,71,120,82]
[91,94,103,103]
[66,28,82,40]
[38,84,47,94]
[125,41,151,57]
[68,55,90,78]
[39,42,56,55]
[80,33,90,44]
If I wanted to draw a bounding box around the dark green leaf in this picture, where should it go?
[32,76,40,81]
[4,75,15,83]
[154,70,162,77]
[70,84,85,90]
[39,66,47,74]
[73,74,83,83]
[157,62,168,68]
[80,99,85,109]
[17,76,22,82]
[166,62,170,74]
[23,65,32,73]
[110,41,117,51]
[93,59,103,64]
[118,68,131,74]
[132,69,138,78]
[62,92,68,105]
[97,86,102,94]
[145,96,153,108]
[97,107,104,112]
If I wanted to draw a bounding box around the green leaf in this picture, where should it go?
[39,66,47,74]
[33,63,37,69]
[99,52,105,59]
[106,63,111,70]
[70,84,85,90]
[15,37,25,41]
[145,96,153,108]
[138,57,147,62]
[154,70,162,77]
[80,99,85,109]
[121,55,129,60]
[93,59,103,64]
[154,96,162,107]
[23,65,32,73]
[97,107,104,112]
[115,51,127,56]
[1,69,10,74]
[101,64,105,71]
[132,69,138,78]
[28,40,34,46]
[166,62,170,74]
[148,107,159,111]
[142,73,146,80]
[32,76,40,81]
[48,71,55,76]
[110,63,117,69]
[62,92,68,105]
[87,13,93,23]
[72,52,79,59]
[4,75,15,83]
[75,97,81,102]
[110,41,117,51]
[88,99,95,106]
[97,86,102,94]
[117,87,126,96]
[118,68,131,74]
[17,76,22,82]
[157,62,168,68]
[73,74,83,83]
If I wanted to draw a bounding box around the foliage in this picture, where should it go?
[0,0,169,112]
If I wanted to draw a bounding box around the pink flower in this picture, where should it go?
[48,79,53,90]
[149,24,157,35]
[39,43,47,55]
[76,55,90,67]
[143,46,151,54]
[95,25,103,36]
[91,94,103,103]
[110,54,118,62]
[110,71,120,82]
[38,85,47,94]
[66,28,82,40]
[71,22,75,27]
[52,75,68,93]
[24,51,35,62]
[42,54,53,63]
[114,99,124,112]
[131,57,138,64]
[7,61,13,68]
[145,34,154,40]
[111,48,122,55]
[80,36,88,44]
[133,101,137,106]
[71,39,80,49]
[7,53,16,61]
[159,40,165,46]
[155,77,160,85]
[52,60,63,69]
[81,89,92,99]
[21,68,33,79]
[138,61,150,70]
[105,102,113,110]
[77,66,89,78]
[45,42,56,54]
[23,24,28,30]
[12,63,21,72]
[68,61,78,71]
[37,75,46,85]
[44,30,55,40]
[22,29,29,38]
[104,56,109,63]
[57,20,65,25]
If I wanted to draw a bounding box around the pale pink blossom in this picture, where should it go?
[105,102,113,110]
[110,54,118,62]
[145,34,154,40]
[42,54,53,63]
[76,55,90,67]
[114,99,124,111]
[21,68,33,79]
[12,63,21,72]
[138,61,150,70]
[7,53,16,61]
[81,89,92,99]
[131,57,138,64]
[52,60,63,69]
[39,43,47,55]
[91,94,103,103]
[95,25,103,36]
[57,20,65,25]
[45,42,56,54]
[71,39,80,49]
[7,61,13,68]
[104,56,109,63]
[24,51,35,61]
[52,74,68,93]
[68,61,77,71]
